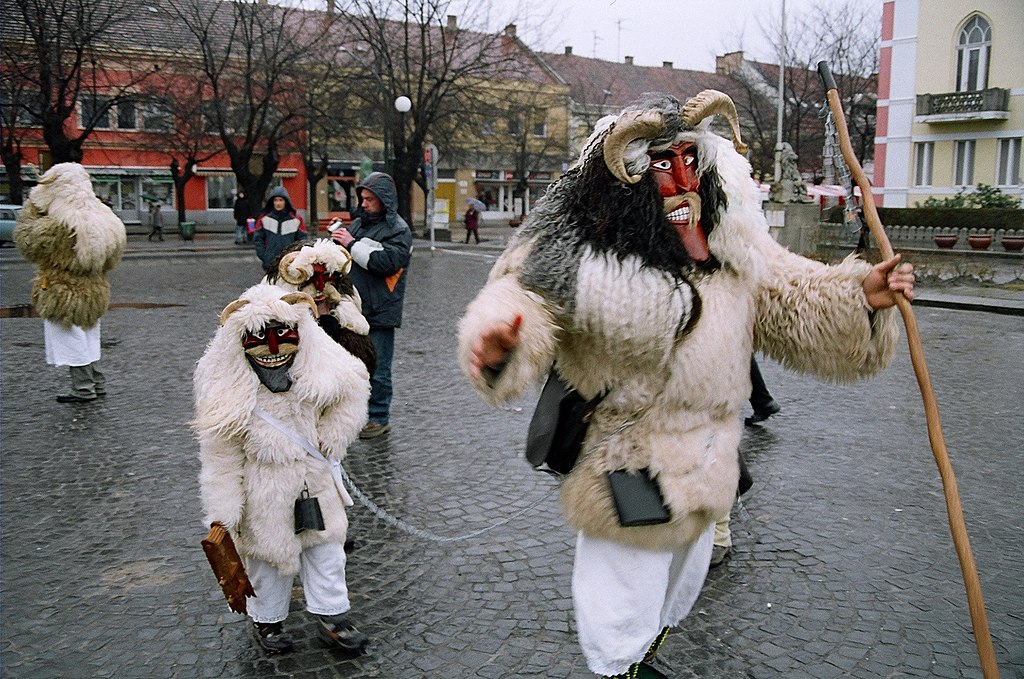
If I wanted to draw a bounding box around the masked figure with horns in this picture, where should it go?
[265,238,376,376]
[194,284,372,655]
[458,91,914,677]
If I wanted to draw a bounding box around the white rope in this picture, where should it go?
[254,408,556,543]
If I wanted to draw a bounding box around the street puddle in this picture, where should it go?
[0,302,185,318]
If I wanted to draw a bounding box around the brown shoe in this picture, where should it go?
[359,422,391,439]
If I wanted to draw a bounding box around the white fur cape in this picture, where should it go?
[458,126,899,552]
[13,163,126,328]
[193,284,370,574]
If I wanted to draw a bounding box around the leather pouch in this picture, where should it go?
[607,469,671,527]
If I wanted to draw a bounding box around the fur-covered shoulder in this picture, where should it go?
[194,284,369,438]
[22,163,126,273]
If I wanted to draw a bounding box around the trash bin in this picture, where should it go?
[179,221,196,241]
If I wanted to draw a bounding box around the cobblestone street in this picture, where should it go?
[2,245,1022,678]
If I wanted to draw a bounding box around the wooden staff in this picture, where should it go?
[817,61,999,678]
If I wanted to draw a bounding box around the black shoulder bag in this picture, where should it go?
[525,368,606,475]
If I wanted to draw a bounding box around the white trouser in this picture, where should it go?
[572,525,713,675]
[245,541,351,623]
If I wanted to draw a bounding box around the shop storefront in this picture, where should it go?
[472,169,553,217]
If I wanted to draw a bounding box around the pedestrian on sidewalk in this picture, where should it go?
[147,200,164,241]
[330,172,412,440]
[13,163,126,403]
[233,190,251,246]
[458,91,914,678]
[464,204,480,244]
[194,284,371,656]
[254,187,307,272]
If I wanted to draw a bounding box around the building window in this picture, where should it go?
[507,118,521,137]
[996,138,1021,186]
[532,120,547,138]
[206,175,237,209]
[481,119,496,135]
[80,95,113,129]
[141,177,175,209]
[141,99,172,132]
[956,15,991,93]
[953,140,975,186]
[116,98,137,130]
[914,142,933,186]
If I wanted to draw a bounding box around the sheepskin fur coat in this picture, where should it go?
[458,94,900,553]
[13,163,126,329]
[194,284,370,575]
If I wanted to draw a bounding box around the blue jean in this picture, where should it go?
[368,327,394,424]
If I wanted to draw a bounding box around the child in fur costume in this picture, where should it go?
[264,238,376,376]
[458,92,914,678]
[193,284,371,654]
[13,162,126,403]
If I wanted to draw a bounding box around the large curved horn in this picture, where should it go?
[281,292,319,319]
[603,110,665,184]
[278,251,308,285]
[681,90,748,155]
[218,299,249,326]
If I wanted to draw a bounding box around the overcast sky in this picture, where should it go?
[489,0,852,72]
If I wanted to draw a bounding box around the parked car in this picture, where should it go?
[0,204,23,246]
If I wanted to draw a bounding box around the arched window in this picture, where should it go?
[956,15,991,92]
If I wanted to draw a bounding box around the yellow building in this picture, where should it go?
[876,0,1024,207]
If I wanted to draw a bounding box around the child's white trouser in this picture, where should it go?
[245,541,351,623]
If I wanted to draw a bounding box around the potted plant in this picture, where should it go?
[1000,234,1024,252]
[967,234,993,250]
[933,234,958,248]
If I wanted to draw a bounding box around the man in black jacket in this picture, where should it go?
[329,172,413,439]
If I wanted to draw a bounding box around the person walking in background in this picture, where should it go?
[147,200,163,241]
[464,203,480,244]
[330,172,412,440]
[13,163,126,403]
[254,187,306,272]
[233,190,251,246]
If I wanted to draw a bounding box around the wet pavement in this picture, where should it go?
[1,237,1022,678]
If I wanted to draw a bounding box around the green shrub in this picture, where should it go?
[915,184,1020,209]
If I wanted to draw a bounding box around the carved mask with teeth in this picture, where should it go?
[242,322,300,392]
[648,141,708,262]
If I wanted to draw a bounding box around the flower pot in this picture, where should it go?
[968,235,992,251]
[933,234,958,249]
[1001,236,1024,252]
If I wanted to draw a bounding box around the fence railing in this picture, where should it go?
[817,222,1024,252]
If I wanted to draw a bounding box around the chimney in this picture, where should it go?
[504,23,517,38]
[624,56,633,65]
[564,46,573,55]
[715,51,743,75]
[662,61,673,69]
[447,15,456,30]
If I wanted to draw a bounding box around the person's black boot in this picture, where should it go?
[745,399,781,426]
[252,621,294,654]
[315,613,368,652]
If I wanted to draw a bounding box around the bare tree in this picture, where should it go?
[167,0,336,207]
[335,0,533,226]
[136,72,223,226]
[756,0,880,177]
[0,0,157,171]
[485,82,569,219]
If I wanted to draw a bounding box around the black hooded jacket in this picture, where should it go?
[347,173,413,329]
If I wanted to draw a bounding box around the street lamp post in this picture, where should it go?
[393,95,412,224]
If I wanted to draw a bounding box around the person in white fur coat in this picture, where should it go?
[458,91,915,678]
[13,162,126,403]
[193,283,371,655]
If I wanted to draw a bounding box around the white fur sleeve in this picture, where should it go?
[198,433,247,530]
[317,364,371,460]
[458,275,558,405]
[755,247,899,381]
